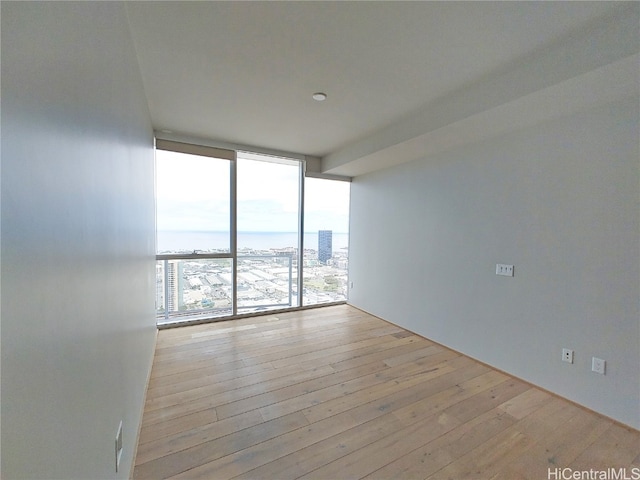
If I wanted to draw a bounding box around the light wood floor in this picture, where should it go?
[134,305,640,479]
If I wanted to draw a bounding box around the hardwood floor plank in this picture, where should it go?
[144,364,336,413]
[360,380,540,478]
[155,305,353,344]
[497,387,553,419]
[214,361,391,420]
[383,345,443,367]
[302,355,469,425]
[391,370,509,427]
[233,410,407,480]
[257,327,405,367]
[257,360,392,422]
[154,307,365,356]
[485,399,585,479]
[296,334,426,372]
[135,409,263,465]
[570,422,640,469]
[428,392,592,479]
[261,357,456,423]
[133,412,309,479]
[347,358,485,426]
[427,427,535,479]
[137,407,219,446]
[510,395,583,442]
[134,305,640,480]
[298,410,462,479]
[168,411,360,479]
[364,408,517,479]
[153,319,382,370]
[442,377,531,423]
[147,361,276,393]
[142,364,335,426]
[248,332,406,368]
[521,408,613,473]
[149,357,247,380]
[146,361,293,399]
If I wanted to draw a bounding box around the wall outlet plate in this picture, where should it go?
[562,348,574,364]
[496,264,514,276]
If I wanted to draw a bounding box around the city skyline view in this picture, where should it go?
[156,229,349,323]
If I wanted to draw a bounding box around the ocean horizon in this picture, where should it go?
[157,230,349,253]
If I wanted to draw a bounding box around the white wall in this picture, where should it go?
[349,98,639,429]
[1,3,157,478]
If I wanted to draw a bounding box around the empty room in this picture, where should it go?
[2,1,639,479]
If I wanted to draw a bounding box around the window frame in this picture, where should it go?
[155,138,351,327]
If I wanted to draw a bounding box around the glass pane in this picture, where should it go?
[237,152,300,312]
[156,258,233,325]
[303,178,350,306]
[236,255,295,312]
[156,149,231,254]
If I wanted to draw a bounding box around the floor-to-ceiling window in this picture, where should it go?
[236,151,301,313]
[155,141,235,324]
[302,177,351,306]
[155,140,350,325]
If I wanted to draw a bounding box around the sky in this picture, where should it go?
[156,150,350,233]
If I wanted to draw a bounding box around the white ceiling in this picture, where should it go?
[125,2,638,176]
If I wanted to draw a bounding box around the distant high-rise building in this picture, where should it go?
[156,262,165,311]
[318,230,333,264]
[166,260,184,312]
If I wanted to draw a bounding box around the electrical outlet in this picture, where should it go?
[592,357,605,375]
[115,421,123,472]
[562,348,574,364]
[496,264,514,277]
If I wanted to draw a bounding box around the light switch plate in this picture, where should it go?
[592,357,605,375]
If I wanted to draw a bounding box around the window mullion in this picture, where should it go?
[298,160,305,307]
[231,153,238,316]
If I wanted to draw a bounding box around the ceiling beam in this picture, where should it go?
[322,5,639,177]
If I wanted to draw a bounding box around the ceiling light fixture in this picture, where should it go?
[312,92,327,102]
